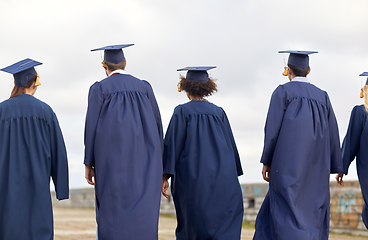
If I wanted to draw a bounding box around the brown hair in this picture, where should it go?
[9,74,37,99]
[103,59,127,71]
[288,64,310,77]
[179,75,217,97]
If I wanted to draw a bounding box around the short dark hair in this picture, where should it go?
[104,59,127,71]
[288,64,310,77]
[179,76,217,97]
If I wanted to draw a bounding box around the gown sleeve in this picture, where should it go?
[50,112,69,200]
[260,85,287,166]
[84,82,104,167]
[221,108,243,176]
[142,80,163,150]
[326,94,343,174]
[163,106,187,179]
[341,105,364,174]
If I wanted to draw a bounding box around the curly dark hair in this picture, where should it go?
[179,75,217,97]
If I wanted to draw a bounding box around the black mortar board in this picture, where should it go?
[177,66,216,82]
[1,58,42,87]
[360,72,368,85]
[278,50,318,69]
[91,44,134,64]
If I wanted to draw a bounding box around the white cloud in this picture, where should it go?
[1,0,368,188]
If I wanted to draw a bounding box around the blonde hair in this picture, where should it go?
[364,85,368,113]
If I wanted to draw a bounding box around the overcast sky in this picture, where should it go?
[1,0,368,189]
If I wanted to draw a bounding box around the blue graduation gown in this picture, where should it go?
[163,101,244,240]
[84,73,163,240]
[341,104,368,229]
[0,94,69,240]
[254,81,342,240]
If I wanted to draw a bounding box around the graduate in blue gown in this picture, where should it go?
[162,66,244,240]
[337,72,368,229]
[84,44,163,240]
[253,51,343,240]
[0,59,69,240]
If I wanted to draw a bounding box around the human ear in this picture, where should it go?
[307,67,311,76]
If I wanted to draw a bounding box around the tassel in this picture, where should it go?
[35,75,41,86]
[360,88,364,98]
[282,66,288,76]
[177,82,181,92]
[102,61,108,69]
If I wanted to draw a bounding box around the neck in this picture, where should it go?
[24,90,35,96]
[24,85,36,96]
[107,69,126,77]
[189,96,207,101]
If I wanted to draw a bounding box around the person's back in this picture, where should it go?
[339,73,368,229]
[84,44,163,240]
[91,73,162,154]
[1,93,54,119]
[0,59,69,240]
[266,80,338,175]
[162,67,243,240]
[253,51,342,240]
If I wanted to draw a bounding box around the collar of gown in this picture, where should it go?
[109,69,128,76]
[291,76,309,83]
